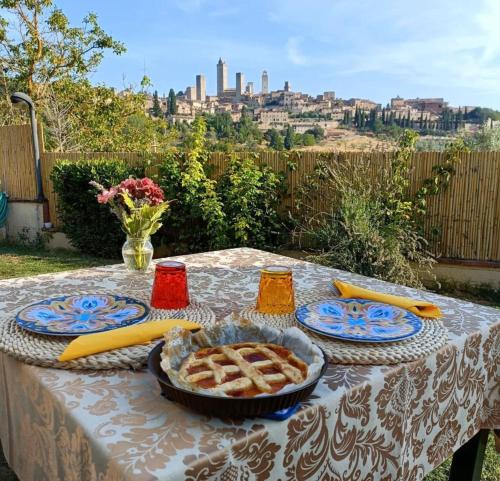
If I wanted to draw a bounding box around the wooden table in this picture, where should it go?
[0,248,498,481]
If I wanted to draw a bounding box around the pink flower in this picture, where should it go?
[116,177,164,205]
[93,177,165,207]
[97,187,117,204]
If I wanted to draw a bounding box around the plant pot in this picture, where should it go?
[122,235,153,272]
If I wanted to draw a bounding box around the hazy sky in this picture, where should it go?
[56,0,500,108]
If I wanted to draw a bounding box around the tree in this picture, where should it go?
[205,112,235,140]
[302,133,315,146]
[42,84,80,151]
[305,125,324,141]
[152,90,162,117]
[167,88,177,115]
[472,124,500,151]
[464,107,500,124]
[343,109,352,126]
[0,0,124,101]
[236,110,262,145]
[368,109,376,130]
[140,75,152,92]
[455,108,463,130]
[266,128,284,150]
[354,107,361,128]
[372,117,383,133]
[284,124,294,150]
[43,78,175,152]
[360,111,366,128]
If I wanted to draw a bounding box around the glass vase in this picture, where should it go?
[122,235,153,272]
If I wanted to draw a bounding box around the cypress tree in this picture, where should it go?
[268,129,284,150]
[443,109,451,130]
[168,88,177,114]
[284,124,295,150]
[456,108,462,130]
[152,90,162,117]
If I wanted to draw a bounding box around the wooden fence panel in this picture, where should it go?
[1,123,499,262]
[0,124,38,200]
[36,149,500,262]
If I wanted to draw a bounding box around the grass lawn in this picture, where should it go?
[0,244,498,480]
[0,242,117,279]
[422,435,499,481]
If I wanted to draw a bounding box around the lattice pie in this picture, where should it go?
[178,342,308,397]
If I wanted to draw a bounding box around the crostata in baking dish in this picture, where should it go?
[160,318,324,398]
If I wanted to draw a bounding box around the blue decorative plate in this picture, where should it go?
[295,298,423,343]
[16,294,150,336]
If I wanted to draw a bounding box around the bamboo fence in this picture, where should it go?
[0,124,38,200]
[1,124,499,262]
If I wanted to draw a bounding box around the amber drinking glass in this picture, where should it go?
[150,261,190,309]
[256,265,295,314]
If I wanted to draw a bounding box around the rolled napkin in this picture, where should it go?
[58,319,201,362]
[333,279,442,318]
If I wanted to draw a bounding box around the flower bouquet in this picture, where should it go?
[91,177,169,271]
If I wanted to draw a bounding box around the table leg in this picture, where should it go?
[448,429,489,481]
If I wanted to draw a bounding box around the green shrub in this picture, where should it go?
[217,154,286,248]
[295,155,430,287]
[50,119,288,257]
[51,159,144,258]
[157,117,228,252]
[294,131,467,287]
[157,117,288,253]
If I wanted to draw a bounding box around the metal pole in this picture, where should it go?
[29,104,45,202]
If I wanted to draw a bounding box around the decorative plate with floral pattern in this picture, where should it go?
[15,294,149,336]
[295,298,423,342]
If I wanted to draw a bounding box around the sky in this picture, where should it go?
[55,0,500,109]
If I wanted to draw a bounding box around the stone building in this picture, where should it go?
[217,58,228,97]
[235,72,245,100]
[185,86,196,101]
[261,71,269,94]
[195,74,206,101]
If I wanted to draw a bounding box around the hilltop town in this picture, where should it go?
[142,58,499,150]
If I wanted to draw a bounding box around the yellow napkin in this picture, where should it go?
[333,279,442,318]
[58,319,201,362]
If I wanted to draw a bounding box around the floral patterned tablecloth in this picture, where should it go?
[0,248,498,481]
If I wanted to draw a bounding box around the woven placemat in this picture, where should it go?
[0,301,215,371]
[236,293,449,365]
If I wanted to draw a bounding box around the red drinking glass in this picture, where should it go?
[150,261,190,309]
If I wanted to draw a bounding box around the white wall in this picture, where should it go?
[5,201,44,242]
